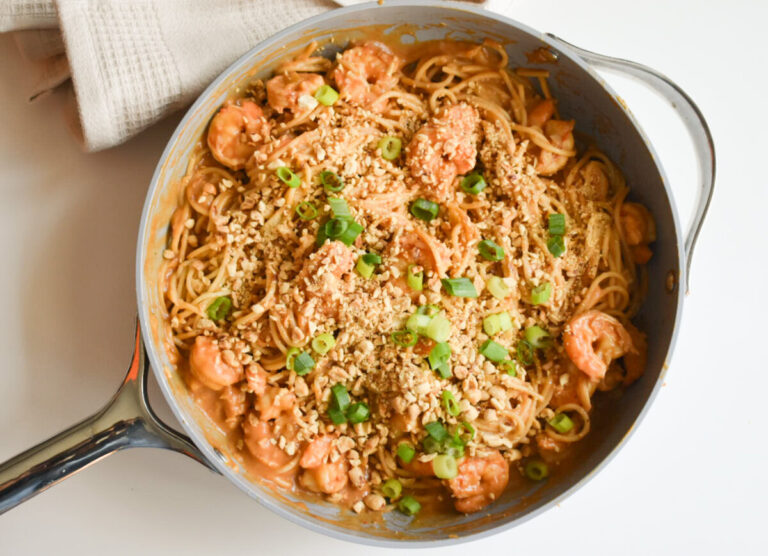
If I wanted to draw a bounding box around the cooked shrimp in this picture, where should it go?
[537,119,575,176]
[266,72,325,114]
[563,310,635,381]
[620,202,656,264]
[188,336,243,390]
[622,322,647,386]
[401,458,435,477]
[446,451,509,513]
[300,435,333,469]
[220,385,246,429]
[256,385,296,421]
[243,416,295,469]
[406,102,479,197]
[582,160,610,201]
[332,41,402,105]
[527,98,555,128]
[207,100,271,170]
[299,458,348,494]
[245,362,267,395]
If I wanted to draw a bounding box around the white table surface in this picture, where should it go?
[1,1,766,554]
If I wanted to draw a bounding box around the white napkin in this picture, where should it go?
[0,0,336,151]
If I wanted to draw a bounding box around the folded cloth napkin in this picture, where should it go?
[0,0,338,151]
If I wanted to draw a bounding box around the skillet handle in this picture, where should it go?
[545,34,716,294]
[0,321,214,514]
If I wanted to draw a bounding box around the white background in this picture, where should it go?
[1,1,766,554]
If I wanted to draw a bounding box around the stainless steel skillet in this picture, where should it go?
[0,1,715,546]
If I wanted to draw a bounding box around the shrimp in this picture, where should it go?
[188,336,243,390]
[622,322,647,386]
[299,458,348,494]
[537,119,575,176]
[245,362,267,395]
[406,103,479,197]
[582,160,610,201]
[332,41,402,105]
[300,435,334,469]
[207,100,271,170]
[446,451,509,513]
[220,385,246,429]
[563,310,635,381]
[243,415,295,469]
[256,385,296,421]
[266,72,325,114]
[620,202,656,264]
[527,98,555,128]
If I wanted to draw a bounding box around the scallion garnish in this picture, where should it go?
[330,383,351,412]
[441,277,478,298]
[432,454,458,479]
[486,276,510,299]
[530,282,552,305]
[516,340,534,365]
[362,252,382,265]
[406,313,432,335]
[524,325,551,348]
[285,347,301,371]
[311,333,336,355]
[524,460,549,481]
[356,257,375,279]
[549,413,575,434]
[460,172,487,195]
[479,339,508,362]
[428,342,451,372]
[295,201,318,221]
[441,390,460,416]
[347,402,370,424]
[499,359,517,376]
[292,351,315,375]
[410,198,439,222]
[547,234,566,258]
[548,213,566,236]
[456,421,475,440]
[424,421,448,442]
[381,478,403,500]
[327,406,347,425]
[276,166,301,188]
[407,264,424,291]
[482,311,513,336]
[397,442,416,463]
[328,197,351,219]
[207,296,232,321]
[425,314,451,342]
[323,217,363,246]
[391,330,418,347]
[314,84,339,106]
[320,170,344,192]
[378,136,402,160]
[478,239,505,261]
[398,495,421,516]
[416,304,440,317]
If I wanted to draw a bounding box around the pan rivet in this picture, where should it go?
[665,270,676,292]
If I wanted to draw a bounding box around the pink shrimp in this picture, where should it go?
[256,385,296,421]
[622,322,648,386]
[563,310,635,381]
[300,435,334,469]
[406,103,479,198]
[527,98,556,128]
[299,458,348,494]
[219,385,246,429]
[536,119,575,176]
[207,100,271,170]
[620,202,656,264]
[266,72,325,114]
[188,336,243,391]
[243,416,294,469]
[332,41,402,105]
[446,451,509,513]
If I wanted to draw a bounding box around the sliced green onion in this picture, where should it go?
[516,340,534,365]
[549,413,575,434]
[276,166,301,188]
[531,282,552,305]
[347,402,370,424]
[443,434,465,458]
[441,277,478,298]
[549,213,566,236]
[378,136,402,160]
[460,172,487,195]
[499,359,517,376]
[478,239,505,261]
[330,383,351,411]
[285,347,301,371]
[324,217,363,246]
[486,276,510,299]
[320,170,344,192]
[327,406,347,425]
[433,454,458,479]
[362,252,382,265]
[407,264,424,291]
[442,390,460,416]
[480,339,508,362]
[293,351,315,375]
[416,304,440,317]
[428,342,451,371]
[391,330,418,347]
[207,296,232,321]
[406,313,432,334]
[314,84,339,106]
[356,257,375,279]
[525,325,552,349]
[434,362,452,379]
[381,478,403,500]
[397,442,416,464]
[482,311,513,336]
[425,314,451,342]
[422,436,442,454]
[398,495,421,516]
[410,198,439,222]
[456,421,475,440]
[524,460,549,481]
[547,235,565,258]
[328,197,351,219]
[424,421,448,442]
[295,201,318,221]
[311,333,336,355]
